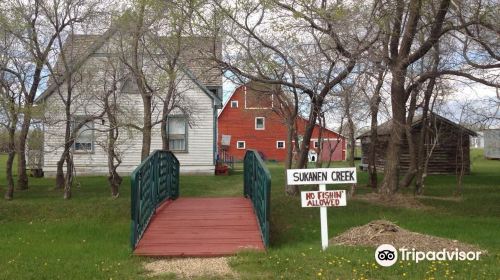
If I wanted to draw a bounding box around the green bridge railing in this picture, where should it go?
[130,150,179,249]
[244,150,271,248]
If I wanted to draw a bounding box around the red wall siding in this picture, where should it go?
[218,85,346,161]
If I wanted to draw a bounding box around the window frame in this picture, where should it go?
[230,100,238,108]
[276,140,285,149]
[72,117,95,153]
[236,141,246,149]
[255,117,265,130]
[167,115,188,152]
[313,140,320,148]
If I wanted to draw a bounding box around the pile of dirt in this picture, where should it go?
[354,193,431,210]
[144,257,238,279]
[330,220,485,253]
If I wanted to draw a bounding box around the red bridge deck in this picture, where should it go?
[134,197,265,257]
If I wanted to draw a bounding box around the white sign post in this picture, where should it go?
[287,167,356,250]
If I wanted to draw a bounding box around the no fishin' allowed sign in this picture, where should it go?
[286,167,356,251]
[301,190,346,207]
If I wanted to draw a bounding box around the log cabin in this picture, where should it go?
[358,113,477,174]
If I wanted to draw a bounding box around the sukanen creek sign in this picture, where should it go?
[287,168,357,185]
[286,167,357,250]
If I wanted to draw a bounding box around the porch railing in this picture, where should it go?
[130,150,179,249]
[243,149,271,248]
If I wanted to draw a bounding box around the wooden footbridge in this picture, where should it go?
[130,150,271,257]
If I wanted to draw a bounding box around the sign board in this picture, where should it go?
[286,167,356,251]
[287,167,357,185]
[301,190,346,207]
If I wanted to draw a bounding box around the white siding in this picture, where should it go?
[43,63,216,176]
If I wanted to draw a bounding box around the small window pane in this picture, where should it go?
[74,118,94,152]
[231,101,238,108]
[169,118,186,134]
[255,117,265,129]
[168,117,187,151]
[277,141,285,149]
[237,141,245,149]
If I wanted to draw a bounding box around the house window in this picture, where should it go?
[168,116,187,151]
[73,118,94,152]
[206,86,222,100]
[276,141,285,149]
[121,76,139,94]
[231,100,238,108]
[236,141,246,149]
[255,117,265,130]
[314,140,320,148]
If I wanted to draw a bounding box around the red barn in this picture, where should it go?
[218,82,346,162]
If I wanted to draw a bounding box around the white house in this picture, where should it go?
[36,31,222,175]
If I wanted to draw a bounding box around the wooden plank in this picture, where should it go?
[134,197,266,257]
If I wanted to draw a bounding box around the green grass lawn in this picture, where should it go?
[0,149,499,279]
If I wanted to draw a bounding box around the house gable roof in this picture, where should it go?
[36,29,222,104]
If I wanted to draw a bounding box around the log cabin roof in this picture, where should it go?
[357,113,477,138]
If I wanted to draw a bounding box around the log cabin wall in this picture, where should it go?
[360,118,473,175]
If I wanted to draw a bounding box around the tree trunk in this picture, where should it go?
[455,132,465,196]
[285,120,298,196]
[379,69,407,195]
[415,90,432,194]
[368,70,384,188]
[16,62,43,191]
[55,160,65,189]
[141,96,152,160]
[161,78,176,150]
[4,152,15,200]
[16,113,31,190]
[347,121,355,167]
[4,129,16,200]
[161,115,169,151]
[342,89,356,167]
[316,115,325,168]
[56,81,73,189]
[107,142,122,199]
[399,89,419,188]
[415,46,439,195]
[63,153,73,199]
[107,114,122,198]
[295,102,320,169]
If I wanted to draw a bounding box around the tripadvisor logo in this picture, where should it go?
[375,244,398,267]
[375,244,482,266]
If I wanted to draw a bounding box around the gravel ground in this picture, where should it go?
[144,257,238,279]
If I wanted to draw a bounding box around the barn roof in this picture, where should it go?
[218,82,345,138]
[357,113,477,138]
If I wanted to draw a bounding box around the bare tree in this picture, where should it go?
[0,0,95,190]
[211,0,379,195]
[375,0,500,197]
[0,32,21,199]
[365,67,386,188]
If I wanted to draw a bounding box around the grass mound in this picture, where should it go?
[329,220,486,253]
